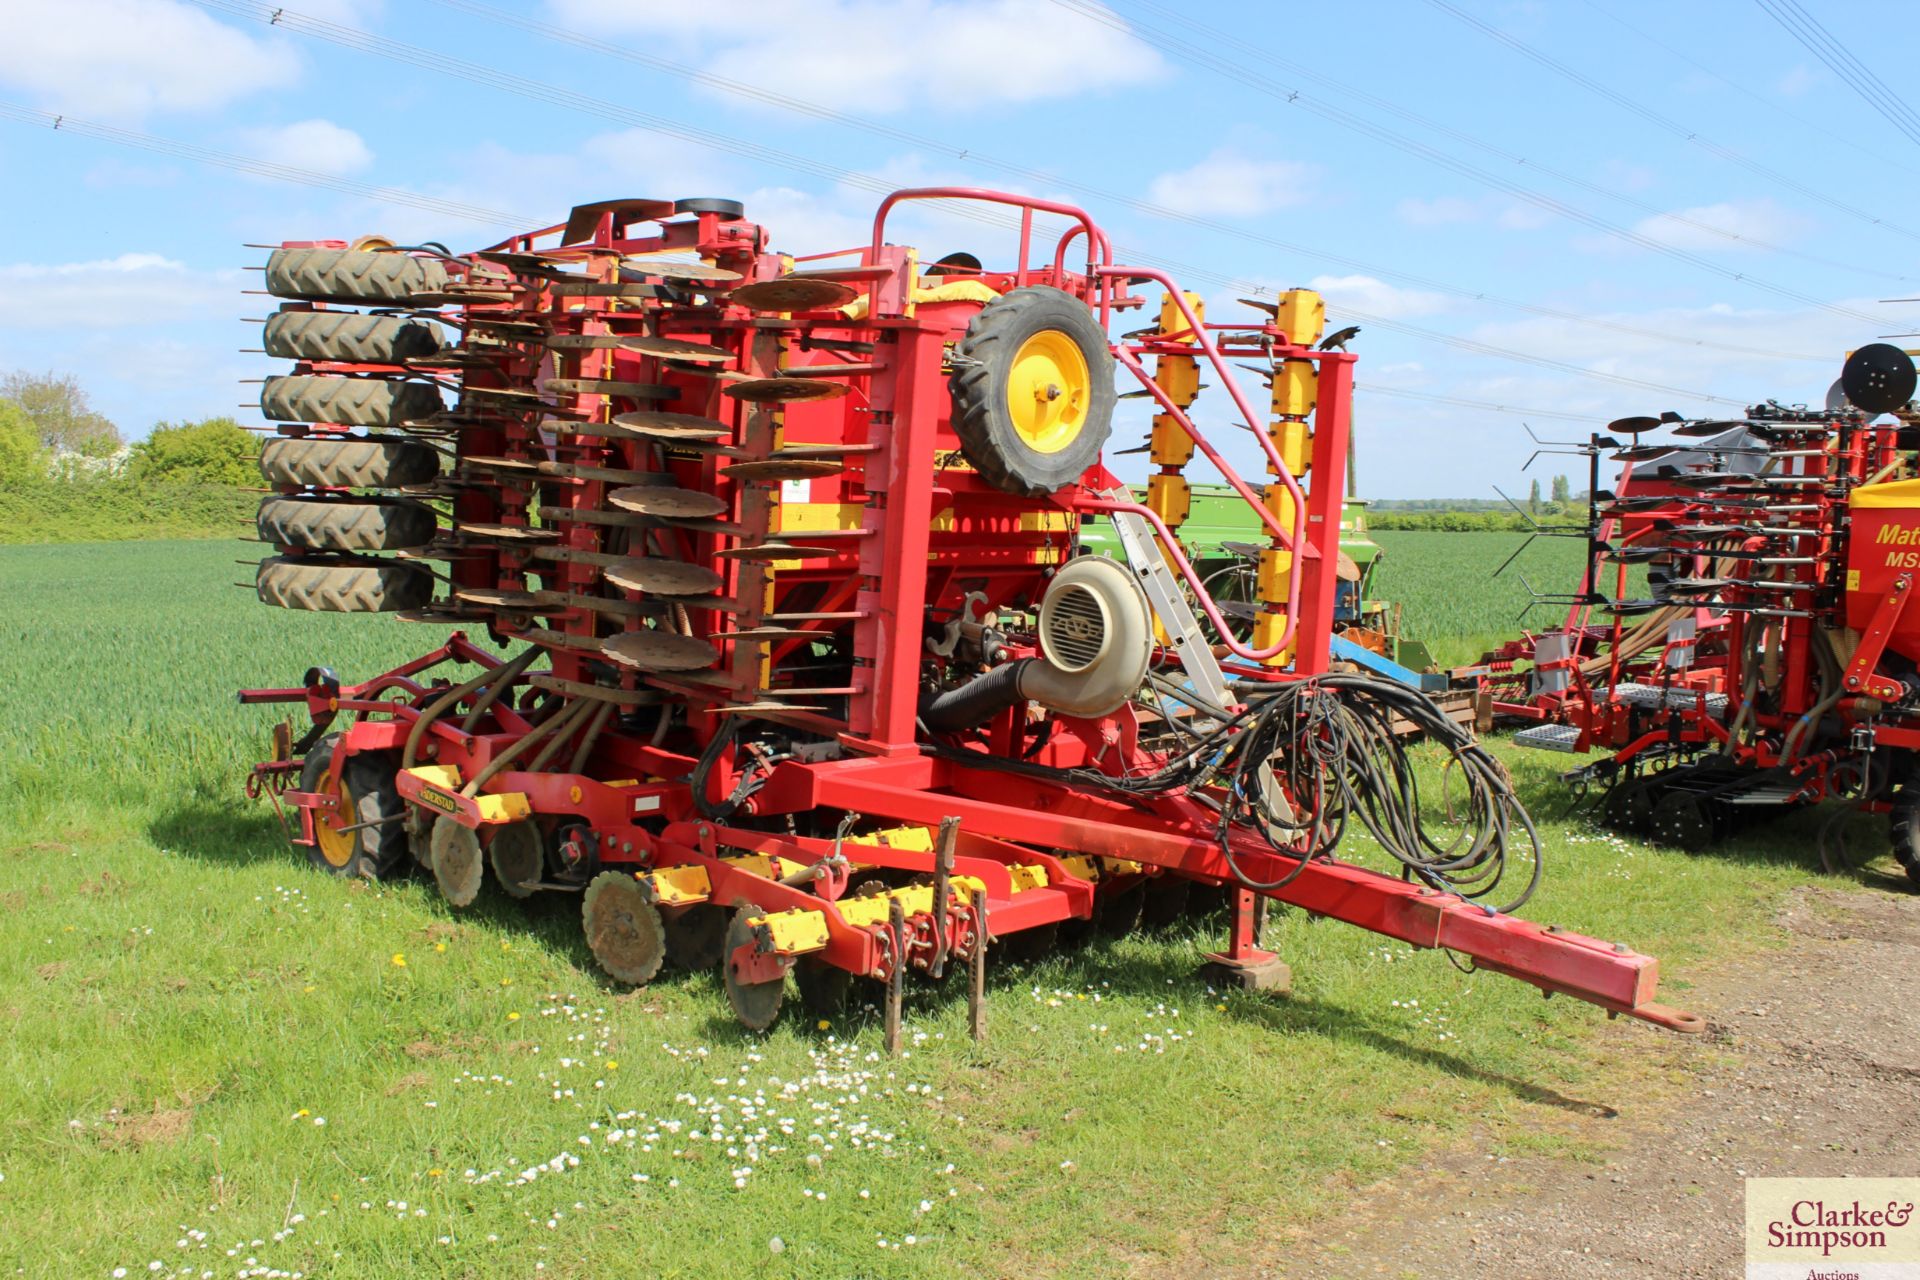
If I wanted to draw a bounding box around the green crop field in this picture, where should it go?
[0,538,1892,1279]
[1370,530,1592,667]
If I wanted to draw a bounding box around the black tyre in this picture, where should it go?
[1095,880,1146,937]
[261,374,444,427]
[1601,777,1659,836]
[1140,875,1192,930]
[265,247,447,305]
[259,435,440,488]
[299,734,410,879]
[1651,791,1717,853]
[947,285,1114,497]
[257,495,437,552]
[1889,805,1920,889]
[256,555,434,613]
[264,308,445,363]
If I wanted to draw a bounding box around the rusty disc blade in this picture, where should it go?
[455,588,545,609]
[549,281,664,299]
[714,542,839,561]
[722,377,851,403]
[463,385,547,401]
[727,278,858,312]
[714,627,819,642]
[619,258,743,283]
[602,630,721,672]
[603,557,724,596]
[457,522,560,541]
[543,378,676,400]
[713,701,825,714]
[626,335,733,363]
[725,459,845,481]
[463,454,542,472]
[607,485,729,518]
[397,607,487,625]
[411,290,518,306]
[610,410,731,440]
[537,460,657,484]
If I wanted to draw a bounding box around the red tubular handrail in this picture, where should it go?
[868,186,1116,321]
[1096,266,1312,662]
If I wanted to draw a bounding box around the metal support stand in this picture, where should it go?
[1200,887,1293,992]
[967,887,987,1043]
[929,815,958,978]
[884,896,905,1055]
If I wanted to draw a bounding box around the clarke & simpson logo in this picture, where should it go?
[1747,1178,1920,1279]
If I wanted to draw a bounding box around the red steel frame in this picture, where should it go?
[243,187,1697,1033]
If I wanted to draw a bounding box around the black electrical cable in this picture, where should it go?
[926,673,1543,912]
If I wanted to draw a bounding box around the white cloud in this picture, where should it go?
[1307,274,1450,321]
[0,0,298,119]
[547,0,1164,113]
[238,120,373,176]
[1397,194,1550,231]
[1626,198,1812,253]
[1396,196,1480,227]
[0,254,237,329]
[1147,149,1316,217]
[1778,65,1817,97]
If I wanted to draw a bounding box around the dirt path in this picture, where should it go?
[1284,883,1920,1280]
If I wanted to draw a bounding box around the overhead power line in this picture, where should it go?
[1357,384,1601,424]
[228,0,1834,367]
[1755,0,1920,150]
[1112,0,1905,284]
[1049,0,1889,326]
[1423,0,1920,244]
[1582,0,1920,181]
[0,102,533,227]
[0,95,1752,411]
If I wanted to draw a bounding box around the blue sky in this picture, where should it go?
[1,0,1914,497]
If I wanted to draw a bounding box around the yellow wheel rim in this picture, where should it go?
[1006,329,1090,455]
[314,771,356,869]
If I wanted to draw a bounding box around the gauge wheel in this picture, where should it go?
[300,735,409,879]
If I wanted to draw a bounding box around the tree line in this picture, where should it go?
[0,371,255,544]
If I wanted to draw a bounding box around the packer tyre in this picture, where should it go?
[662,903,727,971]
[262,373,444,427]
[1651,791,1716,853]
[265,247,448,305]
[947,285,1114,497]
[1140,875,1191,930]
[259,435,440,488]
[264,309,445,363]
[256,555,434,613]
[257,495,437,552]
[1889,805,1920,889]
[300,735,410,879]
[582,871,667,986]
[488,820,544,899]
[722,903,786,1032]
[794,957,853,1019]
[429,817,484,908]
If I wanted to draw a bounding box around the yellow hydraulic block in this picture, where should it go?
[1149,412,1196,468]
[862,824,934,852]
[721,851,806,881]
[1058,854,1102,883]
[1271,288,1326,348]
[1098,857,1145,877]
[747,908,831,955]
[835,877,989,930]
[405,764,462,790]
[1269,361,1318,430]
[1007,863,1049,893]
[1147,472,1191,527]
[1270,415,1311,479]
[642,863,713,906]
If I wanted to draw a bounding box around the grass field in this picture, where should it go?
[0,537,1885,1279]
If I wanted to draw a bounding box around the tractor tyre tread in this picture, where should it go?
[258,495,437,552]
[261,373,443,427]
[258,435,440,488]
[947,285,1114,498]
[264,247,447,305]
[264,308,444,363]
[256,555,434,613]
[299,734,411,879]
[1890,805,1920,889]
